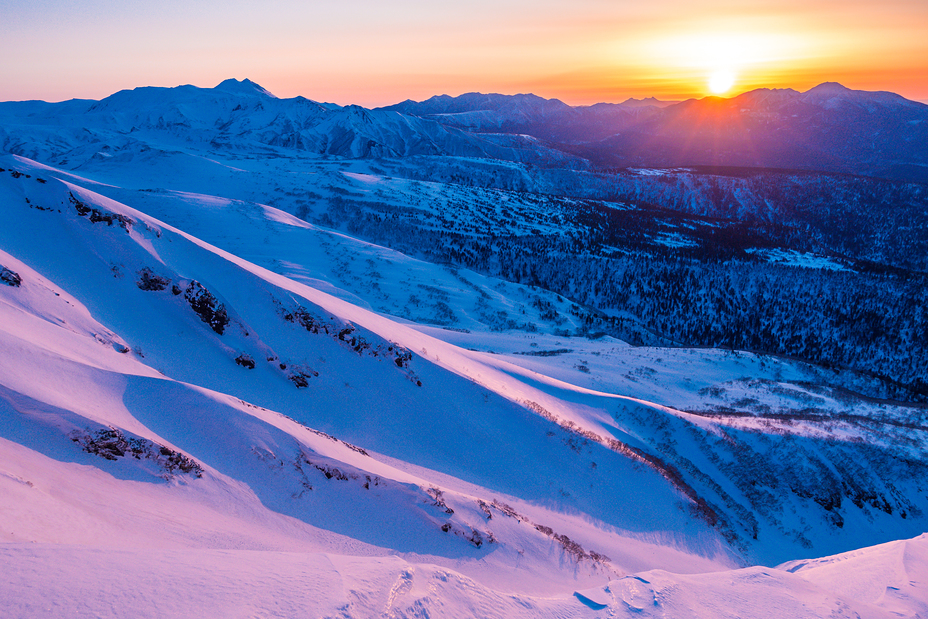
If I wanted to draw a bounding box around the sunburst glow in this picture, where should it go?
[709,69,736,94]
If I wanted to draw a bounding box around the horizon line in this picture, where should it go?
[5,78,927,109]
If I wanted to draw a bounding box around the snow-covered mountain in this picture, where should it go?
[575,82,928,181]
[381,91,675,144]
[11,78,926,182]
[2,79,927,617]
[0,78,584,167]
[386,83,928,181]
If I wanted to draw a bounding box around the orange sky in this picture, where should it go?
[2,0,927,105]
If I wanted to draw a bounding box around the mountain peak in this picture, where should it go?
[214,78,277,99]
[619,96,676,108]
[800,81,924,110]
[805,82,851,95]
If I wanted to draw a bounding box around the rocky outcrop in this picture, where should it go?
[183,281,229,335]
[0,266,21,287]
[136,267,170,291]
[69,193,133,231]
[235,353,256,369]
[70,427,203,479]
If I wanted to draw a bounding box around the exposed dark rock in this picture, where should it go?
[281,302,417,379]
[136,267,170,291]
[478,500,493,519]
[70,427,202,479]
[235,353,256,369]
[0,266,22,287]
[282,306,328,334]
[69,192,134,231]
[466,529,484,548]
[393,348,412,368]
[514,348,573,357]
[183,281,229,334]
[275,416,369,457]
[304,458,351,481]
[287,368,318,388]
[426,487,454,515]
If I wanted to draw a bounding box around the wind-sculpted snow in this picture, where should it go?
[0,534,925,617]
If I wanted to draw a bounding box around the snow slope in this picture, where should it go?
[1,149,927,616]
[0,154,725,587]
[2,536,926,617]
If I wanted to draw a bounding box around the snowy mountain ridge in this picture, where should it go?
[0,78,584,166]
[383,82,928,180]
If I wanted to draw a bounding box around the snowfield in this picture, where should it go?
[1,535,926,618]
[1,79,927,618]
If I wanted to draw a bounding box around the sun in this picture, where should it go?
[708,69,736,95]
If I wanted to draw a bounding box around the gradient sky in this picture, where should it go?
[2,0,927,106]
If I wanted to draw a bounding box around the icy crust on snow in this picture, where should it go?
[781,533,928,617]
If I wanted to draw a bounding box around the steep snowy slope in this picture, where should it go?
[0,155,734,579]
[73,183,595,335]
[3,153,926,565]
[2,152,927,615]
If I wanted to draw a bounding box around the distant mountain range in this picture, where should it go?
[384,83,928,181]
[3,78,926,181]
[379,92,677,144]
[0,78,583,168]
